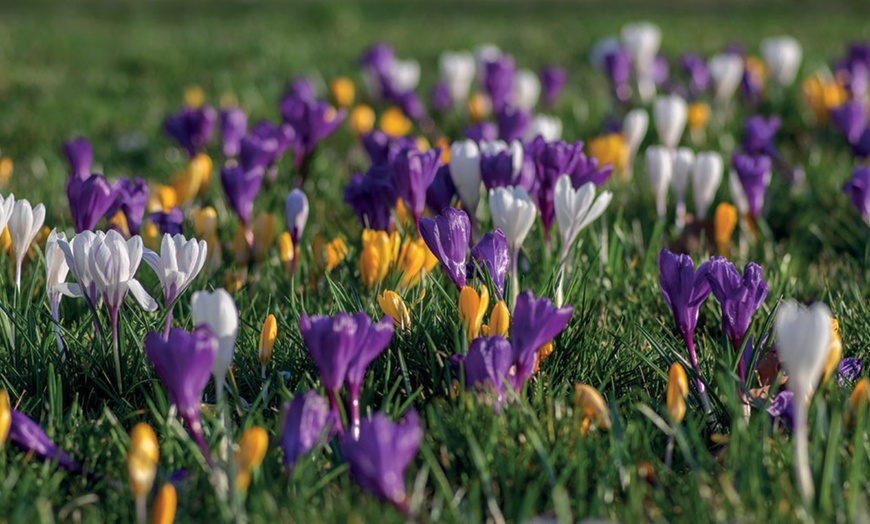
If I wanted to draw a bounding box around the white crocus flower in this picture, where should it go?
[439,51,476,104]
[773,300,832,501]
[8,199,45,293]
[645,146,673,219]
[761,36,803,87]
[449,140,483,220]
[512,69,541,110]
[57,230,102,308]
[692,152,723,220]
[0,193,15,235]
[728,170,749,216]
[653,95,688,150]
[671,148,695,228]
[523,114,562,142]
[143,233,207,317]
[284,189,309,244]
[621,21,662,102]
[45,229,70,357]
[388,59,420,93]
[708,53,744,104]
[474,44,502,84]
[191,289,239,400]
[489,186,537,310]
[623,109,649,179]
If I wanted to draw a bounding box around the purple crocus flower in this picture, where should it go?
[391,148,442,233]
[398,92,426,121]
[467,228,509,298]
[845,167,870,226]
[164,105,218,157]
[149,207,185,237]
[680,53,711,96]
[220,107,248,158]
[220,165,264,228]
[8,409,82,472]
[831,101,867,145]
[569,151,614,188]
[767,390,794,431]
[484,56,516,113]
[419,207,471,291]
[740,62,764,105]
[742,116,780,157]
[340,411,422,513]
[66,173,117,233]
[286,77,317,103]
[426,164,456,214]
[63,137,93,178]
[431,81,453,113]
[539,66,568,108]
[604,48,632,102]
[839,357,863,385]
[658,249,713,410]
[465,122,499,143]
[245,120,296,170]
[527,137,585,243]
[285,189,309,247]
[361,131,418,167]
[510,290,573,388]
[345,314,394,438]
[652,54,670,88]
[280,390,333,473]
[451,335,513,407]
[280,95,346,172]
[705,257,768,381]
[496,107,531,143]
[144,326,217,461]
[480,146,533,191]
[359,43,396,99]
[732,153,772,220]
[109,177,148,235]
[344,167,397,231]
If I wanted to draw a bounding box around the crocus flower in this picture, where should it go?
[220,165,264,229]
[575,384,612,434]
[524,114,562,142]
[8,198,45,292]
[45,230,70,356]
[671,148,694,227]
[361,131,417,167]
[732,153,772,220]
[391,148,441,233]
[680,53,710,95]
[496,107,531,142]
[426,164,456,214]
[128,422,159,511]
[280,391,333,473]
[449,140,483,221]
[453,335,513,406]
[0,193,13,240]
[666,362,688,423]
[742,115,780,157]
[0,391,10,449]
[760,36,802,87]
[773,300,832,501]
[57,230,103,308]
[554,175,612,263]
[439,51,476,105]
[66,173,116,233]
[465,121,499,143]
[344,167,396,232]
[459,285,489,343]
[340,411,422,513]
[623,109,649,179]
[843,167,870,226]
[63,137,93,178]
[621,22,662,102]
[839,357,863,384]
[484,55,516,113]
[220,107,248,158]
[244,121,295,171]
[145,326,217,461]
[419,207,471,291]
[604,47,633,102]
[653,94,688,149]
[479,140,528,191]
[692,152,723,220]
[431,81,452,112]
[489,186,537,309]
[285,189,309,247]
[510,290,572,387]
[110,177,149,236]
[527,137,586,241]
[468,228,509,298]
[708,53,744,104]
[706,258,768,380]
[191,289,238,399]
[286,76,317,103]
[144,233,207,332]
[511,69,541,110]
[280,95,346,172]
[831,100,867,145]
[379,290,411,330]
[539,66,567,108]
[658,249,713,411]
[645,146,672,219]
[164,105,218,157]
[345,314,394,438]
[8,409,81,472]
[148,207,184,237]
[766,390,794,431]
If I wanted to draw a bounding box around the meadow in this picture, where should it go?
[1,0,870,522]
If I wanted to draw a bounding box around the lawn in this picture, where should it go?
[1,0,870,522]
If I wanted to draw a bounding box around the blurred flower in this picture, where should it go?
[426,164,456,215]
[145,326,217,461]
[66,173,115,233]
[525,113,563,143]
[587,134,627,175]
[150,484,177,524]
[220,165,264,229]
[148,207,184,237]
[250,212,276,263]
[692,152,723,220]
[742,116,780,157]
[822,318,843,385]
[839,357,863,385]
[235,426,268,492]
[843,166,870,225]
[191,289,239,398]
[220,107,247,158]
[345,314,394,438]
[622,22,662,102]
[340,411,422,512]
[128,423,159,499]
[259,314,277,367]
[767,390,794,431]
[645,146,672,219]
[671,148,694,227]
[496,106,531,143]
[484,55,516,113]
[539,65,567,108]
[184,85,205,108]
[45,230,69,355]
[680,53,710,95]
[344,167,396,231]
[830,100,867,145]
[324,237,348,271]
[350,105,376,136]
[708,53,744,104]
[479,139,527,191]
[623,109,649,178]
[449,139,483,219]
[8,408,81,472]
[280,95,346,171]
[173,153,212,205]
[653,94,688,149]
[63,137,93,178]
[164,105,217,157]
[459,285,489,343]
[330,76,356,108]
[360,229,399,289]
[109,177,149,236]
[850,378,869,415]
[379,107,412,137]
[802,75,847,125]
[395,237,437,288]
[192,207,221,272]
[511,68,541,110]
[0,390,9,448]
[379,290,411,330]
[0,157,11,188]
[511,291,572,387]
[574,384,611,435]
[761,36,802,87]
[277,231,294,275]
[391,148,441,233]
[143,233,207,312]
[149,184,178,213]
[666,363,688,423]
[467,228,509,298]
[713,203,738,255]
[732,153,772,220]
[452,336,513,407]
[280,391,333,473]
[687,102,710,135]
[419,207,471,291]
[604,47,632,102]
[467,92,492,122]
[439,51,476,106]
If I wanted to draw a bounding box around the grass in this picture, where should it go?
[1,0,870,522]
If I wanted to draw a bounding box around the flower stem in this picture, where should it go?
[685,336,711,414]
[792,390,815,502]
[163,308,173,338]
[51,300,65,362]
[509,248,520,311]
[135,494,147,524]
[326,388,344,433]
[111,306,123,393]
[349,384,361,440]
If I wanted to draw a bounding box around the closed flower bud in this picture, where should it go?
[574,384,611,434]
[350,105,375,136]
[330,76,355,108]
[0,157,12,188]
[396,237,437,288]
[174,153,213,205]
[278,231,294,274]
[259,314,277,366]
[588,134,628,174]
[325,237,348,272]
[128,423,159,498]
[468,92,491,122]
[379,107,412,137]
[251,212,277,263]
[459,285,489,342]
[0,390,10,448]
[378,290,411,330]
[687,102,710,132]
[483,300,510,338]
[192,207,218,238]
[666,362,688,423]
[235,426,268,492]
[822,319,843,385]
[360,229,393,289]
[232,224,250,265]
[149,484,177,524]
[850,378,869,414]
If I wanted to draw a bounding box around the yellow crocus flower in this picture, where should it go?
[184,85,205,109]
[278,231,295,274]
[0,157,12,188]
[713,203,737,256]
[330,76,355,108]
[822,319,843,385]
[173,153,212,205]
[574,384,611,435]
[482,300,510,337]
[251,212,277,264]
[235,426,268,493]
[468,92,491,122]
[378,290,411,330]
[379,107,412,137]
[459,285,489,343]
[232,224,250,265]
[588,133,627,174]
[325,237,348,272]
[259,314,277,366]
[666,362,688,423]
[350,105,375,136]
[149,484,177,524]
[396,237,438,288]
[0,390,10,449]
[143,222,160,251]
[687,102,711,133]
[360,229,393,288]
[128,423,159,499]
[149,185,178,213]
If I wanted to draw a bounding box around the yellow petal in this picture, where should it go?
[468,92,491,122]
[192,207,218,238]
[822,319,843,385]
[666,362,688,423]
[574,384,611,432]
[325,237,348,272]
[588,133,627,174]
[184,85,205,108]
[713,203,737,255]
[235,426,268,492]
[251,212,277,263]
[378,290,411,330]
[0,157,13,188]
[850,378,869,414]
[149,484,177,524]
[232,224,250,265]
[150,184,178,213]
[143,222,160,251]
[259,314,277,365]
[487,300,510,338]
[109,211,131,238]
[459,285,488,342]
[379,107,412,137]
[350,105,375,136]
[0,390,10,449]
[330,77,355,108]
[128,423,159,498]
[687,102,711,132]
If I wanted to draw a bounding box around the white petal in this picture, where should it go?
[127,279,158,312]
